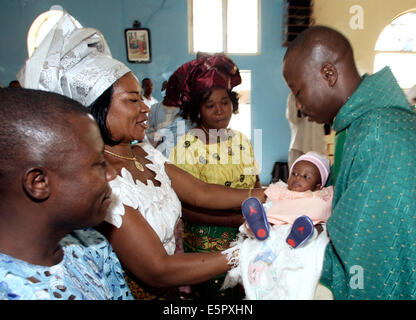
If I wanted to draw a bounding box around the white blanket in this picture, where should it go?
[222,223,329,300]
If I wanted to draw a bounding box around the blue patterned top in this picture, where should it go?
[0,228,133,300]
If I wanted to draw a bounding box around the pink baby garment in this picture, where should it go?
[264,181,333,225]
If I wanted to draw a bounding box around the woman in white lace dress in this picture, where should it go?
[17,13,265,299]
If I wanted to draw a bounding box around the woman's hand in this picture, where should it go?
[252,187,267,203]
[243,222,255,238]
[97,206,231,287]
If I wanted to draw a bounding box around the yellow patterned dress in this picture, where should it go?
[169,128,259,299]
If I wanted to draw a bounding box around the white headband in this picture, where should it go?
[17,12,130,107]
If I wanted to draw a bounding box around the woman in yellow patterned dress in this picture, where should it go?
[168,54,261,299]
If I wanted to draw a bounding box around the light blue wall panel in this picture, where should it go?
[0,0,291,184]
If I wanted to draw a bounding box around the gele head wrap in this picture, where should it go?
[164,53,241,108]
[290,151,330,188]
[17,12,131,107]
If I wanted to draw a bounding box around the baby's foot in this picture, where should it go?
[286,215,314,248]
[242,197,270,241]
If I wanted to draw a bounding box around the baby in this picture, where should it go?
[222,152,333,300]
[242,151,333,248]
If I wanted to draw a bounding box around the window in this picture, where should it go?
[27,7,81,57]
[229,70,252,139]
[189,0,260,54]
[373,11,416,89]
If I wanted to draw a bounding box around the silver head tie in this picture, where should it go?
[17,12,130,107]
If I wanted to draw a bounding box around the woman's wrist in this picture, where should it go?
[251,188,266,202]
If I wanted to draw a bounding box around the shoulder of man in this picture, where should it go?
[350,105,416,139]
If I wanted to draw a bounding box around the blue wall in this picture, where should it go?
[0,0,290,184]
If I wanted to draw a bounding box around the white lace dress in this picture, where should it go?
[104,142,182,255]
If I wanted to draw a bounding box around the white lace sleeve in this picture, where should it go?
[143,141,172,165]
[104,142,182,254]
[104,168,141,228]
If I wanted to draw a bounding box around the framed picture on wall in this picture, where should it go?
[125,28,151,63]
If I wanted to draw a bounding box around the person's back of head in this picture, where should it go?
[282,26,362,124]
[142,78,154,97]
[8,80,21,88]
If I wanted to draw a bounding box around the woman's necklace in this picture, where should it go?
[104,149,144,172]
[200,124,214,137]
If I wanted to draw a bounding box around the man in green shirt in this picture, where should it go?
[283,26,416,299]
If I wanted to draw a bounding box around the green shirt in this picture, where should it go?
[321,67,416,299]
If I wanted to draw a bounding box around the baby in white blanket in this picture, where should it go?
[222,152,333,300]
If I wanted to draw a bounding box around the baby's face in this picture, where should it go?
[287,160,321,192]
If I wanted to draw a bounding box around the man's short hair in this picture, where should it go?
[284,25,352,63]
[0,88,88,178]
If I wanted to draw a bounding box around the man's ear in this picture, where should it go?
[22,168,50,201]
[320,63,338,87]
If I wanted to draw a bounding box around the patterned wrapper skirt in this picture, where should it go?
[182,220,245,300]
